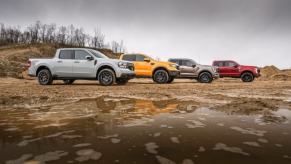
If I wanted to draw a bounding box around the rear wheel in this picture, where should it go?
[153,69,169,84]
[241,72,254,82]
[198,72,213,83]
[167,77,174,83]
[63,79,75,85]
[116,79,129,85]
[37,69,53,85]
[98,69,116,86]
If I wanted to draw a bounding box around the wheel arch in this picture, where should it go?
[96,65,116,80]
[36,65,52,76]
[240,70,254,77]
[198,70,212,78]
[152,67,169,76]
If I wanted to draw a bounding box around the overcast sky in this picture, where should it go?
[0,0,291,68]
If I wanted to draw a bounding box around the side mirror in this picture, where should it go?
[233,65,239,68]
[192,64,196,68]
[144,57,150,62]
[86,55,94,60]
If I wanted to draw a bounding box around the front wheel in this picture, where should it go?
[98,69,116,86]
[116,79,129,85]
[198,72,213,83]
[153,70,169,84]
[37,69,53,85]
[241,72,254,82]
[63,79,75,85]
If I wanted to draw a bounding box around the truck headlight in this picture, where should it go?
[118,62,128,68]
[169,64,179,69]
[255,68,258,73]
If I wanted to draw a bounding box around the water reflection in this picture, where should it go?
[0,97,291,164]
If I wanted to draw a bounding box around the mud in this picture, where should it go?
[1,78,291,163]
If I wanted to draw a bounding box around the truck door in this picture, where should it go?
[134,55,152,77]
[223,61,240,77]
[54,50,74,77]
[72,50,95,78]
[179,60,196,77]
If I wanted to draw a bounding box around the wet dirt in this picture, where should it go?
[1,78,291,163]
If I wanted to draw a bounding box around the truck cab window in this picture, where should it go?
[225,61,237,67]
[122,55,136,61]
[136,55,145,61]
[181,60,193,67]
[75,50,91,60]
[59,50,74,59]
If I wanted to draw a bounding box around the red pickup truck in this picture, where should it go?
[212,60,260,82]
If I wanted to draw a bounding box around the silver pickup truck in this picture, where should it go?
[28,48,135,86]
[168,58,219,83]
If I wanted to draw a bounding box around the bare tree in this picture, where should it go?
[0,21,127,53]
[57,26,67,45]
[111,40,126,53]
[91,28,105,48]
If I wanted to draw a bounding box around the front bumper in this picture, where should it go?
[213,73,220,79]
[116,68,135,79]
[120,73,135,79]
[169,70,180,77]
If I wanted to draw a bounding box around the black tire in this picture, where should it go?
[153,69,169,84]
[241,72,254,82]
[198,72,213,83]
[63,79,75,85]
[98,69,116,86]
[167,77,174,83]
[116,79,128,85]
[37,69,53,85]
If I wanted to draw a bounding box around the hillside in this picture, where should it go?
[0,44,121,78]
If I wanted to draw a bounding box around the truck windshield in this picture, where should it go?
[88,49,109,59]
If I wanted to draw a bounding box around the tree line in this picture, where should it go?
[0,21,126,53]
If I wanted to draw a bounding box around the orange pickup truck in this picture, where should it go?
[120,54,180,83]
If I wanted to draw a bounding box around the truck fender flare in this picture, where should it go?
[36,64,52,76]
[96,64,117,79]
[198,71,213,78]
[240,71,254,77]
[152,67,169,76]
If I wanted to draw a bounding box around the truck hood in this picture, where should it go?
[109,58,132,64]
[159,61,175,65]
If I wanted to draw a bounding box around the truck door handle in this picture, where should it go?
[57,61,62,63]
[74,61,80,63]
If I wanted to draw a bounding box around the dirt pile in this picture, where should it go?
[0,44,120,79]
[260,65,291,81]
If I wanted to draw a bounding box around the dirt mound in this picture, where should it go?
[260,65,291,81]
[271,74,291,81]
[260,65,280,77]
[0,44,120,79]
[282,69,291,75]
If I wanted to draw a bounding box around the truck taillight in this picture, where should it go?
[26,60,31,67]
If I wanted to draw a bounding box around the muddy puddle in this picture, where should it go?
[1,96,291,164]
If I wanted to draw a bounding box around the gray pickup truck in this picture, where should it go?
[28,48,135,86]
[168,58,219,83]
